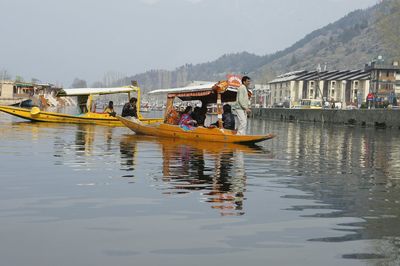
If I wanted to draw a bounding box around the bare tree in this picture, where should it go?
[0,69,11,80]
[102,71,127,87]
[91,81,104,88]
[15,75,24,82]
[71,78,87,88]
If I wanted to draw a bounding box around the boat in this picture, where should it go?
[116,80,275,144]
[10,99,35,108]
[0,85,163,126]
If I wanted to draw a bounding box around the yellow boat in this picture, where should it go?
[0,85,163,126]
[117,81,275,144]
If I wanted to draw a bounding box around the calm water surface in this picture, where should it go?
[1,112,400,266]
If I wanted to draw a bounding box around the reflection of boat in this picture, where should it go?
[0,85,163,126]
[118,135,262,216]
[156,137,257,216]
[117,81,275,144]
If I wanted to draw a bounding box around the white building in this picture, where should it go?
[268,69,370,108]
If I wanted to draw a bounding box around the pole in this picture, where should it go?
[217,93,223,128]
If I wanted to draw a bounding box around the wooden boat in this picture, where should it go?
[117,81,275,144]
[0,85,163,126]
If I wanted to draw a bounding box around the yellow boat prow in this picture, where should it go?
[0,105,163,126]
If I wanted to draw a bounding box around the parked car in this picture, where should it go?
[273,101,290,108]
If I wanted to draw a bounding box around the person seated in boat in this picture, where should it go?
[179,106,197,131]
[165,106,180,125]
[121,97,138,118]
[77,95,89,113]
[191,106,206,127]
[210,104,235,130]
[103,101,116,116]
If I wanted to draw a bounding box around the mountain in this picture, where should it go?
[115,1,393,92]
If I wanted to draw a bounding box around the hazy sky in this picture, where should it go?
[0,0,378,86]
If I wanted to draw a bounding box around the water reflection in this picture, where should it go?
[157,139,263,216]
[258,120,400,263]
[119,135,138,174]
[4,112,400,264]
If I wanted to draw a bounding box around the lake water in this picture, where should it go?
[1,111,400,266]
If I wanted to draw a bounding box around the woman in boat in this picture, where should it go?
[178,106,197,131]
[165,105,180,125]
[103,101,115,115]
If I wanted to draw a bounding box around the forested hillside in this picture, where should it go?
[109,0,398,92]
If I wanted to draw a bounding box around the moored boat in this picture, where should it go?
[0,85,163,126]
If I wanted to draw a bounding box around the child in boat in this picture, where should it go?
[211,104,235,130]
[179,106,197,130]
[103,101,115,115]
[191,106,206,127]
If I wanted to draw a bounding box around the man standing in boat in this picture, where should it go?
[234,76,252,135]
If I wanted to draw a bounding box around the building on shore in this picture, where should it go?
[366,58,400,102]
[252,83,270,108]
[262,59,400,109]
[0,80,67,107]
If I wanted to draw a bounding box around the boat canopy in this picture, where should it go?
[57,86,139,97]
[149,82,238,103]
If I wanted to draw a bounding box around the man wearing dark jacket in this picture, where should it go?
[121,97,138,118]
[212,104,235,130]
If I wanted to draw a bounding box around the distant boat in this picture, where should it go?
[140,102,151,112]
[10,99,34,108]
[0,86,163,126]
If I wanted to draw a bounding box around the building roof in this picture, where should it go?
[347,72,370,80]
[325,69,364,81]
[269,68,372,85]
[269,70,307,83]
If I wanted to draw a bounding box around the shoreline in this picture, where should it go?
[251,108,400,129]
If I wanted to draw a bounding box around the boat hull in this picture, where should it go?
[0,106,163,126]
[117,116,275,144]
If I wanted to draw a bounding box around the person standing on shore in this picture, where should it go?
[234,76,252,135]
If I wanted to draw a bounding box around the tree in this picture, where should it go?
[102,71,127,87]
[289,54,298,66]
[0,69,11,80]
[71,78,87,88]
[31,78,40,84]
[91,81,104,88]
[376,0,400,59]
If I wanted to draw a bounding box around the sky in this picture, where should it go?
[0,0,378,86]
